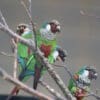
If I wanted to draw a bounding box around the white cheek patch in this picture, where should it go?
[46,24,51,31]
[40,24,56,40]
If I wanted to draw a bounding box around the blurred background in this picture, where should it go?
[0,0,100,99]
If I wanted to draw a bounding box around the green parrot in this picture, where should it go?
[68,65,98,100]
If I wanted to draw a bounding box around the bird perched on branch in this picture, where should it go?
[68,65,98,100]
[32,19,67,90]
[6,23,34,100]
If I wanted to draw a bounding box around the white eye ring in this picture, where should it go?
[46,24,51,31]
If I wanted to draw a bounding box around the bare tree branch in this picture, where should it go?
[28,0,32,16]
[20,1,75,99]
[11,39,18,78]
[0,67,53,100]
[0,51,14,57]
[0,10,8,27]
[21,0,38,50]
[86,93,100,100]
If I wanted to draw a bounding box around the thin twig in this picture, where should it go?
[52,63,74,83]
[13,51,17,78]
[80,10,100,19]
[0,51,14,57]
[21,0,37,51]
[28,0,32,16]
[0,10,8,27]
[11,38,18,78]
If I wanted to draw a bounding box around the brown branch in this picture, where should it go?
[0,67,53,100]
[20,1,75,99]
[11,38,18,78]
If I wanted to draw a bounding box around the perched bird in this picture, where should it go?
[68,65,98,100]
